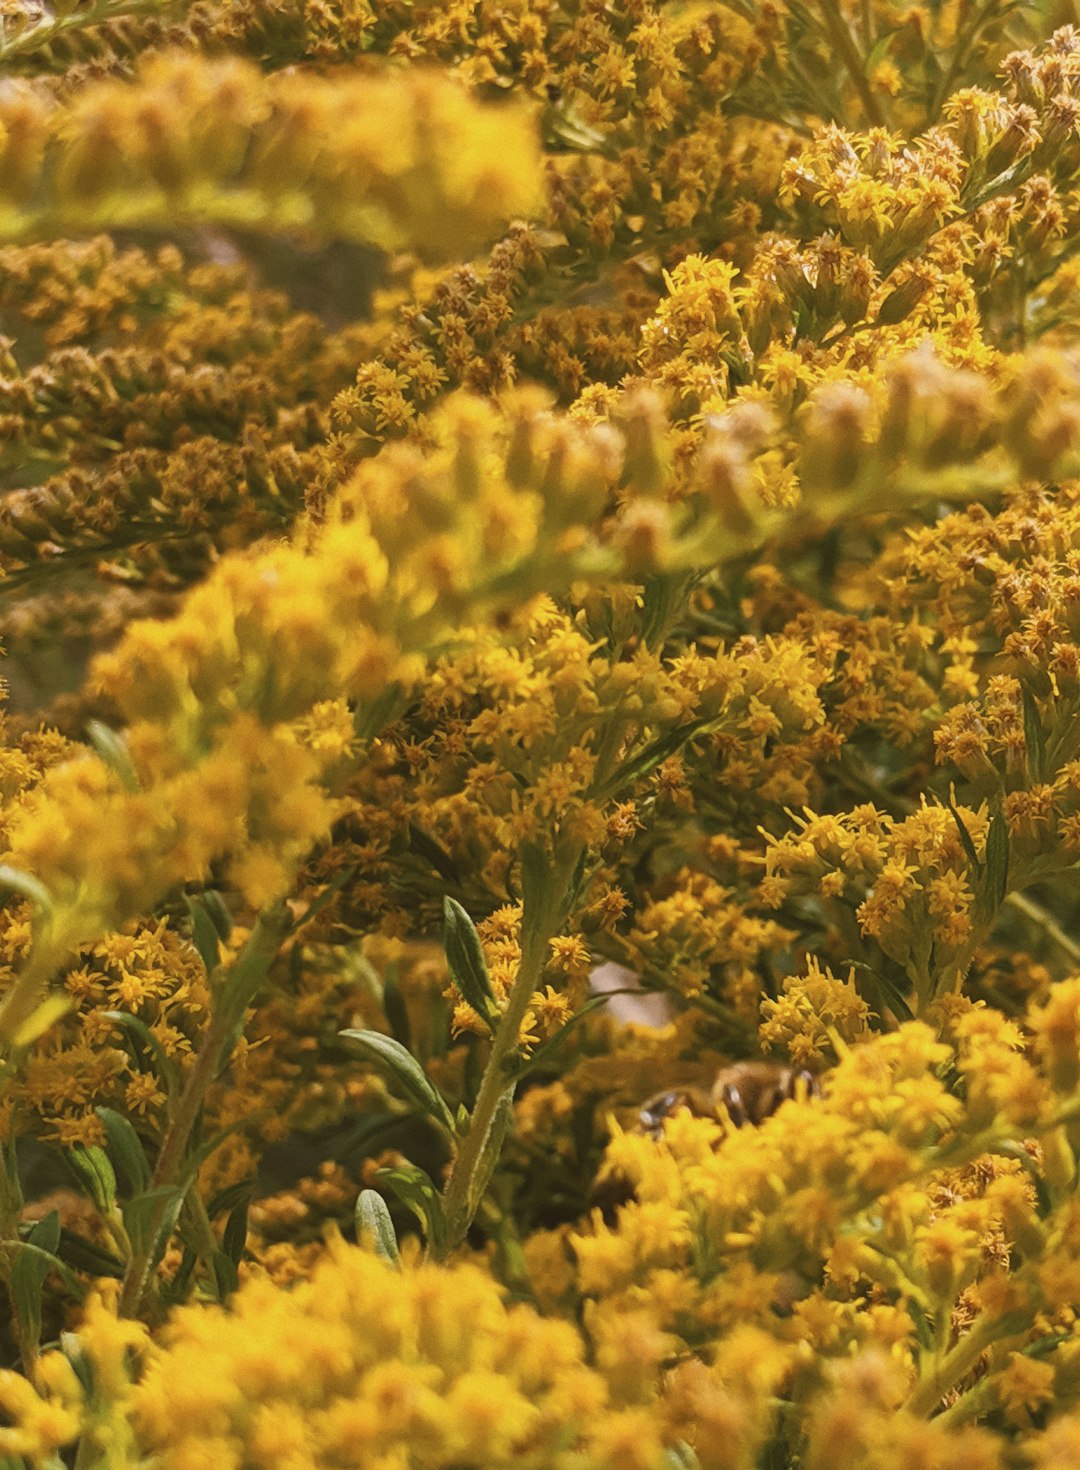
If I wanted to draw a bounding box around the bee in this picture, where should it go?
[637,1062,819,1140]
[589,1062,820,1218]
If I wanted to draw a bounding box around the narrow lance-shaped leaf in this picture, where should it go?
[207,1180,257,1221]
[947,799,981,875]
[1022,687,1048,783]
[86,719,139,792]
[9,993,71,1050]
[594,719,708,800]
[200,890,233,941]
[211,1252,239,1301]
[11,1210,61,1359]
[339,1029,457,1135]
[122,1184,185,1259]
[56,1230,124,1281]
[102,1011,180,1102]
[383,968,412,1049]
[185,894,222,976]
[68,1145,117,1217]
[0,865,53,917]
[222,1200,249,1268]
[375,1165,446,1255]
[443,897,498,1027]
[95,1106,152,1195]
[11,1232,86,1307]
[864,26,900,74]
[983,811,1010,913]
[521,989,649,1074]
[355,1189,401,1267]
[409,825,461,884]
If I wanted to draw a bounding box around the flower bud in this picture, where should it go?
[797,382,872,494]
[874,273,931,327]
[613,498,674,575]
[1001,49,1042,107]
[1042,1125,1077,1192]
[1030,978,1080,1093]
[619,388,671,500]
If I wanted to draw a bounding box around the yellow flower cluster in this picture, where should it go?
[558,993,1080,1464]
[0,52,542,260]
[758,800,991,1005]
[132,1237,668,1470]
[760,957,873,1066]
[8,4,1080,1468]
[3,919,208,1148]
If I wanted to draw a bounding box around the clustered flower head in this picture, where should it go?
[6,4,1080,1469]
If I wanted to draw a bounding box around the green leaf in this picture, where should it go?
[59,1331,94,1394]
[207,1180,257,1221]
[983,810,1010,913]
[866,965,915,1024]
[355,1188,400,1266]
[55,1229,123,1280]
[222,1200,248,1267]
[594,719,707,799]
[946,799,981,874]
[210,1250,239,1300]
[906,1293,935,1352]
[122,1184,184,1258]
[354,680,406,743]
[1022,687,1047,783]
[67,1145,117,1216]
[101,1012,180,1101]
[338,1029,456,1135]
[11,1210,61,1355]
[521,989,647,1074]
[184,894,222,975]
[200,889,233,941]
[163,1247,198,1306]
[0,864,53,917]
[864,26,900,73]
[86,719,138,792]
[8,993,71,1050]
[408,824,460,884]
[1023,1332,1070,1361]
[375,1165,446,1254]
[443,897,497,1027]
[295,866,356,930]
[11,1228,86,1315]
[95,1106,152,1195]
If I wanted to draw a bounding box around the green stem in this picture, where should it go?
[932,1375,997,1429]
[1005,891,1080,968]
[927,0,1005,123]
[816,0,884,126]
[438,847,578,1256]
[903,1308,1032,1417]
[117,904,290,1317]
[859,0,872,49]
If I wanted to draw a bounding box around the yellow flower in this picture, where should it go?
[995,1352,1057,1426]
[0,1367,81,1465]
